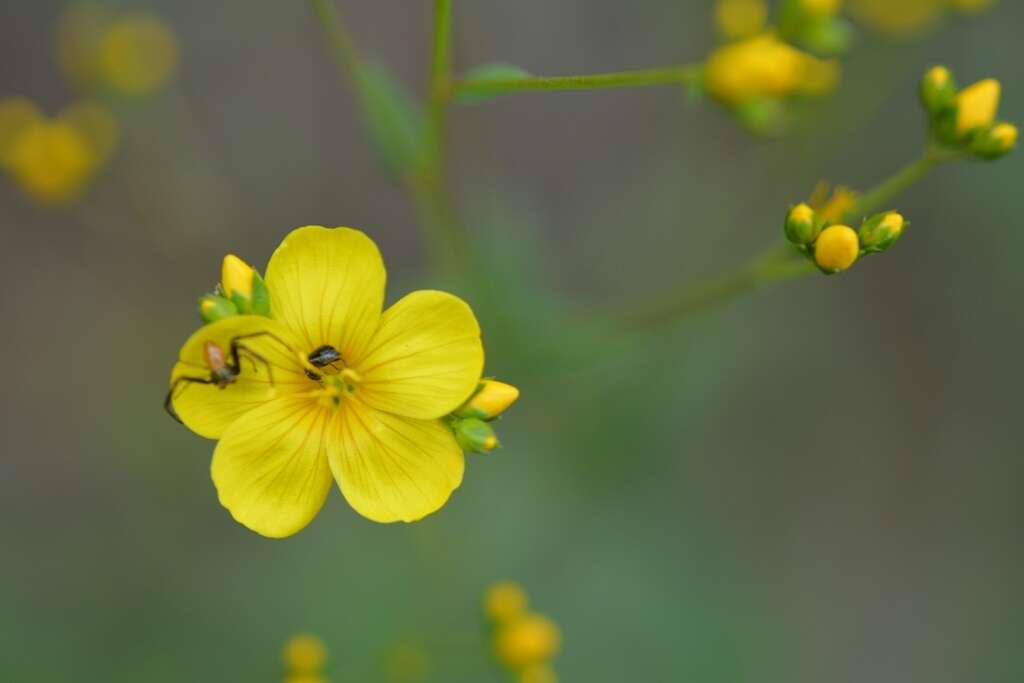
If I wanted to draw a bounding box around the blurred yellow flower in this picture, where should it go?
[704,33,840,105]
[809,182,858,223]
[284,677,327,683]
[484,581,529,624]
[990,122,1018,150]
[814,224,860,271]
[0,98,117,203]
[382,642,430,683]
[494,613,562,671]
[58,2,178,95]
[714,0,767,39]
[169,226,485,537]
[955,78,1000,137]
[849,0,994,34]
[520,664,559,683]
[283,634,328,674]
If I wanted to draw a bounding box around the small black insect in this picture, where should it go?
[304,344,343,380]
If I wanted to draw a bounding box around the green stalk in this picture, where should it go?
[454,65,702,98]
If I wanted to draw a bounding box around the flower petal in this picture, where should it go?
[211,396,334,538]
[329,399,465,523]
[265,226,385,362]
[354,290,484,419]
[169,316,308,439]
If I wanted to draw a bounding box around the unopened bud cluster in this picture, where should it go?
[784,202,906,274]
[447,379,520,454]
[921,66,1017,160]
[198,254,271,323]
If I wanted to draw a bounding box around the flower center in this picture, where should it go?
[303,368,362,410]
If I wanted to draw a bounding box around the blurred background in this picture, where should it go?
[1,1,1021,681]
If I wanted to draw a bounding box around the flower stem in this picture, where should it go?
[845,147,956,220]
[617,243,815,330]
[454,65,702,99]
[308,0,361,82]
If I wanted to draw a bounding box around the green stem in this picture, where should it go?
[845,147,954,220]
[308,0,361,82]
[428,0,453,145]
[454,64,701,98]
[618,243,815,330]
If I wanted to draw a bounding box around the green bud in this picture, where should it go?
[452,417,499,454]
[970,122,1018,160]
[784,203,819,245]
[858,212,905,253]
[920,66,957,116]
[199,294,238,323]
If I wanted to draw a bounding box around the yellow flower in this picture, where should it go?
[283,634,327,674]
[800,0,842,20]
[814,224,860,271]
[485,581,529,623]
[955,78,1000,137]
[494,613,562,671]
[810,183,858,223]
[520,664,559,683]
[0,99,118,203]
[221,254,256,300]
[58,3,178,95]
[168,226,485,536]
[98,16,179,95]
[714,0,767,39]
[704,33,839,105]
[848,0,943,33]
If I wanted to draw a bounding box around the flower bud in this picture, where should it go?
[971,122,1018,160]
[453,417,499,453]
[455,380,521,420]
[799,0,840,20]
[221,253,254,300]
[485,581,529,624]
[198,294,238,323]
[493,614,561,671]
[282,634,327,674]
[784,202,819,245]
[920,66,956,115]
[813,224,860,273]
[955,78,1001,138]
[859,212,905,253]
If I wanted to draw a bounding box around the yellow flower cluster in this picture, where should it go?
[849,0,995,35]
[785,199,906,273]
[58,2,179,96]
[282,634,328,683]
[704,33,839,106]
[0,97,117,202]
[920,67,1017,159]
[485,582,561,683]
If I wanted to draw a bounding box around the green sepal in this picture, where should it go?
[230,290,252,315]
[250,270,271,316]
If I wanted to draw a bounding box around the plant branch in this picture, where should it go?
[454,65,702,99]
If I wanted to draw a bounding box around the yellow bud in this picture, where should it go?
[991,122,1018,150]
[814,225,860,272]
[458,380,521,419]
[283,634,327,674]
[800,0,841,20]
[859,212,905,252]
[520,664,559,683]
[485,582,529,623]
[714,0,767,39]
[494,614,561,671]
[221,253,255,299]
[920,65,956,114]
[956,78,1001,137]
[784,202,819,245]
[817,185,858,223]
